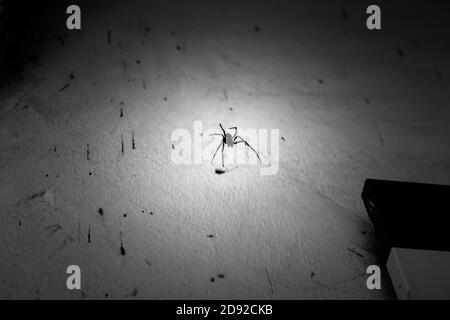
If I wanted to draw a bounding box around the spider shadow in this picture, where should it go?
[214,165,239,175]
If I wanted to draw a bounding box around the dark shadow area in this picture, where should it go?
[0,0,70,88]
[1,0,450,90]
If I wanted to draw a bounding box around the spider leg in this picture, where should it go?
[210,133,223,137]
[221,140,225,167]
[219,123,226,135]
[211,140,224,163]
[229,127,237,139]
[234,136,261,161]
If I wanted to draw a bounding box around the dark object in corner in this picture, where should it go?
[362,179,450,263]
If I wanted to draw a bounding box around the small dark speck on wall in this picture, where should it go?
[121,134,124,155]
[57,35,66,46]
[217,273,225,279]
[342,8,350,22]
[59,83,70,92]
[125,287,138,298]
[347,247,364,258]
[27,190,46,201]
[120,231,126,255]
[98,208,104,216]
[397,47,405,57]
[254,25,261,32]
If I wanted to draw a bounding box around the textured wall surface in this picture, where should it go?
[0,0,449,299]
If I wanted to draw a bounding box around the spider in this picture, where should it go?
[210,124,261,167]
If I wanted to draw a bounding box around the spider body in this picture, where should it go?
[225,133,234,147]
[210,123,261,167]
